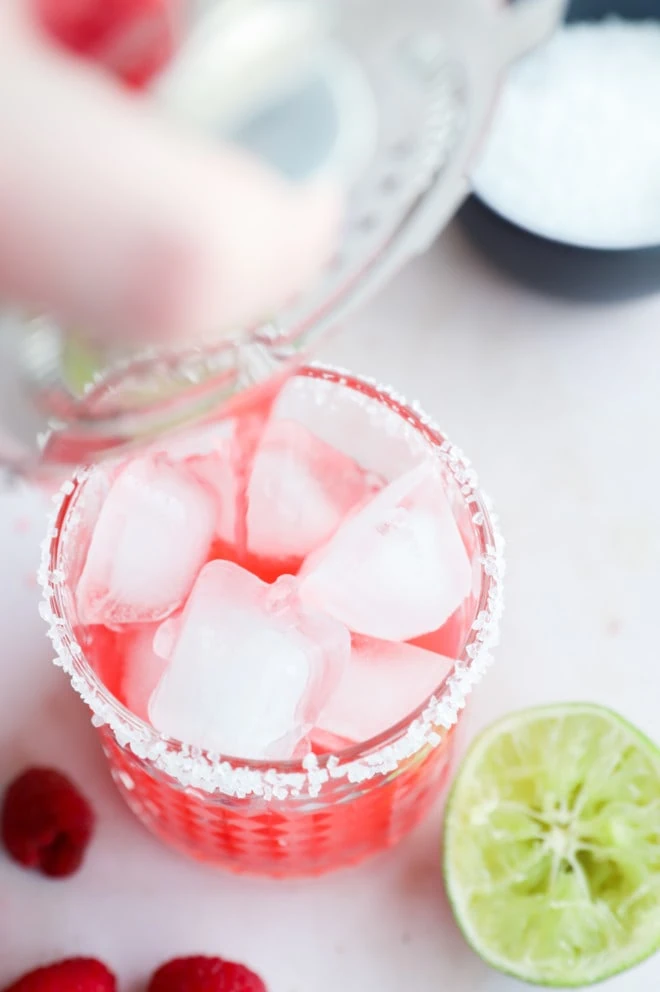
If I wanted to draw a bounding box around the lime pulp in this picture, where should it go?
[443,703,660,986]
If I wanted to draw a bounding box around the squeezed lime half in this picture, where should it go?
[443,703,660,986]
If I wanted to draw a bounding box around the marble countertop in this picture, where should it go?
[2,221,659,991]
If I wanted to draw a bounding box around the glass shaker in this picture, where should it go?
[0,0,566,480]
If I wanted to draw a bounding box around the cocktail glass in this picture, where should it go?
[40,364,503,877]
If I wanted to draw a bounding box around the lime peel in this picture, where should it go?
[443,703,660,987]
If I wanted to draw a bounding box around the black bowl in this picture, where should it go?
[458,0,660,303]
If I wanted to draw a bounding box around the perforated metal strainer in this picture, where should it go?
[1,0,566,478]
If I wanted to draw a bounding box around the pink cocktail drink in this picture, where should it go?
[41,366,503,877]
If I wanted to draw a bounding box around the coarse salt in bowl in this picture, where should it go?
[461,1,660,301]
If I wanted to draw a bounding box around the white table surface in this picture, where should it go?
[2,221,660,991]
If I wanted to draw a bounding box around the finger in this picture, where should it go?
[0,4,342,345]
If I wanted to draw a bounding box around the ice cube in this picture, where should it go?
[151,420,238,545]
[146,417,235,460]
[273,375,431,480]
[246,419,380,563]
[121,624,169,722]
[312,634,454,746]
[148,560,350,760]
[76,457,216,627]
[187,449,238,547]
[299,460,472,641]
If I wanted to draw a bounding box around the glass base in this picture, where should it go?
[101,725,455,877]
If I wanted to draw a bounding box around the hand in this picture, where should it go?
[0,1,341,347]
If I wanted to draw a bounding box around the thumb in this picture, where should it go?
[0,3,342,346]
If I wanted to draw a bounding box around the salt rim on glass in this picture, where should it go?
[38,365,505,801]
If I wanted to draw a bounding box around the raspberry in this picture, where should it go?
[34,0,180,89]
[148,957,268,992]
[1,768,95,878]
[2,958,116,992]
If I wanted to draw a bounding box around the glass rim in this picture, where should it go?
[38,363,504,801]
